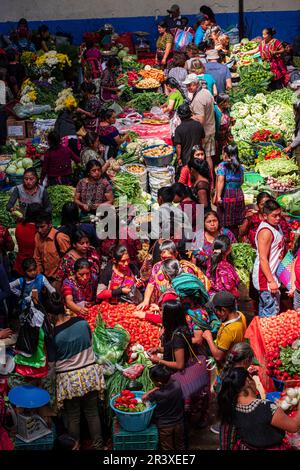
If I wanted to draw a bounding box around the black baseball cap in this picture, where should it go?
[212,291,236,309]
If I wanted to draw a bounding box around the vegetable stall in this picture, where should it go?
[245,311,300,392]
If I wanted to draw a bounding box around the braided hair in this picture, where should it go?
[222,342,254,378]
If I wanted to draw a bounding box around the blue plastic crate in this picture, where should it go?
[112,418,158,450]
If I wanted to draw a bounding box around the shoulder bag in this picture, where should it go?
[171,331,209,401]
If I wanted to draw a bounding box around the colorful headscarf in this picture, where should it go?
[171,272,209,306]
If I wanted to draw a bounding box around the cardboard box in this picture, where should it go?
[26,120,34,138]
[7,118,26,140]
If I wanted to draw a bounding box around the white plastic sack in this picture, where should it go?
[148,166,175,198]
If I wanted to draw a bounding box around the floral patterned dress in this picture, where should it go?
[57,247,100,282]
[149,260,197,303]
[206,259,240,299]
[62,273,98,317]
[149,261,171,304]
[192,228,236,273]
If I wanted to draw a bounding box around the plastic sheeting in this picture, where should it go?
[245,317,275,392]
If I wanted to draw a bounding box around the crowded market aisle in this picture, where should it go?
[0,4,300,453]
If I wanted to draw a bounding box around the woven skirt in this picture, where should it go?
[217,188,245,228]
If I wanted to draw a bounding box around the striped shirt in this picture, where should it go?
[53,317,96,373]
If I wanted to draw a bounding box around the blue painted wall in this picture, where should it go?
[0,11,299,48]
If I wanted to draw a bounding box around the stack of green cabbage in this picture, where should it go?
[231,89,296,145]
[5,146,34,176]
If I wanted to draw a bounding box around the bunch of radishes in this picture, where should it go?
[280,387,300,411]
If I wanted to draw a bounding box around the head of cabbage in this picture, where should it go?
[22,158,33,169]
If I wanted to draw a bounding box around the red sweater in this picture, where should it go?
[14,222,37,275]
[41,144,80,179]
[179,166,192,187]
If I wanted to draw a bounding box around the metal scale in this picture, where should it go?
[133,31,150,53]
[8,385,52,443]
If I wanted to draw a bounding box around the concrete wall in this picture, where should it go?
[0,1,299,45]
[1,0,299,20]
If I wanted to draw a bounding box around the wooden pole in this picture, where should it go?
[239,0,244,41]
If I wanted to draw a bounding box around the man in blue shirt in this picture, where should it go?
[204,49,232,94]
[194,15,210,46]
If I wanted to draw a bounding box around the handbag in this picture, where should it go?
[171,332,209,401]
[276,250,295,290]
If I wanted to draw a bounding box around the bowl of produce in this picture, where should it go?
[251,129,285,146]
[0,155,12,166]
[134,78,161,92]
[267,175,300,195]
[142,144,174,167]
[254,144,286,162]
[124,164,146,175]
[110,390,156,432]
[139,68,165,83]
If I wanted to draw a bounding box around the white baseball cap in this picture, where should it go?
[182,73,200,85]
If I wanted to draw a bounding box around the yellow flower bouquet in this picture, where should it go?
[55,88,78,112]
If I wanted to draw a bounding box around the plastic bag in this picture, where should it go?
[13,103,51,119]
[108,101,123,115]
[14,363,48,378]
[93,318,130,364]
[15,328,46,369]
[224,25,239,45]
[174,29,193,51]
[15,307,40,356]
[120,285,143,305]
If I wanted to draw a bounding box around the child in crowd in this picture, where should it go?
[9,257,56,309]
[142,365,184,451]
[62,258,98,318]
[206,235,240,298]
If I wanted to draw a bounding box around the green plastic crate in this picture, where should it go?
[244,172,265,185]
[14,428,55,450]
[112,418,158,450]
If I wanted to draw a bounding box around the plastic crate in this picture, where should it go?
[244,172,265,185]
[112,418,158,450]
[14,427,55,450]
